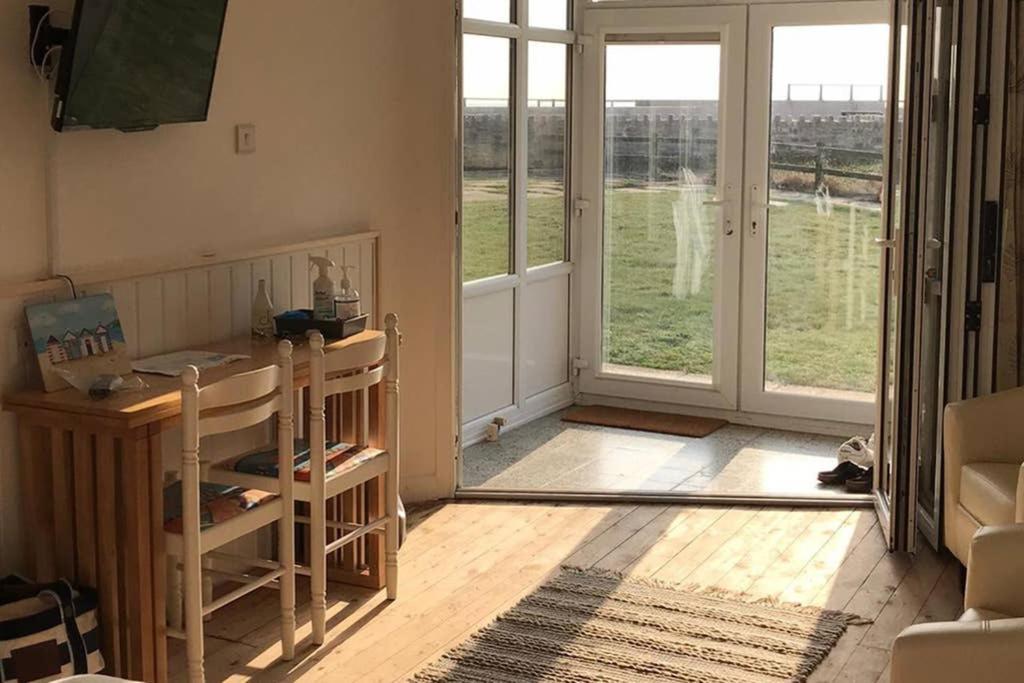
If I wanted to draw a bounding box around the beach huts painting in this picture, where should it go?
[26,294,133,392]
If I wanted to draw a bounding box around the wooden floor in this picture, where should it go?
[169,501,963,682]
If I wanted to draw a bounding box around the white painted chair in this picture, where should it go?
[164,341,296,682]
[208,315,401,646]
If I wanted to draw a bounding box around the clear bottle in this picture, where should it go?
[252,279,275,337]
[334,265,361,320]
[309,256,337,321]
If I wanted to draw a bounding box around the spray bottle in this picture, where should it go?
[309,256,337,321]
[335,265,361,320]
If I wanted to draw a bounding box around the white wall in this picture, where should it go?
[0,0,458,575]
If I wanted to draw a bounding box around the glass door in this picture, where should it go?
[742,2,890,426]
[876,0,920,551]
[578,6,746,410]
[909,0,956,550]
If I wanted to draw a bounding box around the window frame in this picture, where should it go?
[462,1,575,290]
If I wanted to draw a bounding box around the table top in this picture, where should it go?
[4,330,384,430]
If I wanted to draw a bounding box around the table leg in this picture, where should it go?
[50,428,75,580]
[72,431,97,588]
[148,426,168,683]
[121,428,156,682]
[19,422,56,581]
[95,433,122,677]
[365,476,385,586]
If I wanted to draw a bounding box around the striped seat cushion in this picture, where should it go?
[163,481,276,534]
[231,440,374,481]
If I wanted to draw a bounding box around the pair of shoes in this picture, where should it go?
[838,435,873,467]
[818,460,865,485]
[844,467,873,494]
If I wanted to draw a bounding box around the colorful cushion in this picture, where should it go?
[163,481,276,534]
[232,440,370,482]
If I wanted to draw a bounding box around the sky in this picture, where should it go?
[464,23,890,105]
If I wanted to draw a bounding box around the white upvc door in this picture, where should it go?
[740,1,889,426]
[459,3,577,448]
[577,5,747,411]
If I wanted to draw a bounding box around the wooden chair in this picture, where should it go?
[208,315,401,646]
[165,340,296,682]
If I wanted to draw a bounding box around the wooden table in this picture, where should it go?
[4,330,387,682]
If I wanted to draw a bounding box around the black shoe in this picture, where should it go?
[818,461,866,486]
[845,467,874,494]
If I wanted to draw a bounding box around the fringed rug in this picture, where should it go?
[414,568,868,683]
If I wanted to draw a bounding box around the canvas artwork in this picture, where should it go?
[26,294,133,392]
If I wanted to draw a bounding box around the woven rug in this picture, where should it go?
[414,568,868,683]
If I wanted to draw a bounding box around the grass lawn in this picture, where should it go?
[463,177,880,394]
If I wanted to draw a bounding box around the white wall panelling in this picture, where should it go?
[0,231,378,575]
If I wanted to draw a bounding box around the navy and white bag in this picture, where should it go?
[0,578,104,682]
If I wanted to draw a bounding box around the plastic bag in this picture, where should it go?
[52,367,148,399]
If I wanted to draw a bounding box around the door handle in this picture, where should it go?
[702,198,734,235]
[874,238,895,249]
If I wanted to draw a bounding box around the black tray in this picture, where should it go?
[274,311,368,340]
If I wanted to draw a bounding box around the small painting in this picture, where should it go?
[26,294,133,392]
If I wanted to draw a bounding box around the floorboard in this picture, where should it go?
[167,501,962,682]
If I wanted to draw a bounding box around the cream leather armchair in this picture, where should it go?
[943,387,1024,566]
[891,525,1024,683]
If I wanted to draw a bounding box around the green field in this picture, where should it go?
[463,178,881,394]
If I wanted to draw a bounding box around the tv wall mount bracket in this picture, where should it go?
[28,5,69,71]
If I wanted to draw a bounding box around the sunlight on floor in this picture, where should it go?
[168,501,960,682]
[462,410,864,499]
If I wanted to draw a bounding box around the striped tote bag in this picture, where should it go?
[0,579,104,682]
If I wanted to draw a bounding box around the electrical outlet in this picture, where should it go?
[235,123,256,154]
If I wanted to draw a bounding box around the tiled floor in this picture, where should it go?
[461,410,866,499]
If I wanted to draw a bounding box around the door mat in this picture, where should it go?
[562,405,727,438]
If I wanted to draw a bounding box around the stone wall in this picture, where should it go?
[464,101,885,184]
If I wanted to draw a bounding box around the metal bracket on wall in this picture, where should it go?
[980,201,1000,283]
[965,301,982,332]
[973,93,990,125]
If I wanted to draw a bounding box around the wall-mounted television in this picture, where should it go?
[52,0,230,132]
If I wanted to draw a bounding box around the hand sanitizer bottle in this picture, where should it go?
[309,256,337,321]
[252,279,275,337]
[335,265,361,320]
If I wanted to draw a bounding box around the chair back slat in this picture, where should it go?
[198,393,284,438]
[323,366,384,400]
[198,365,282,411]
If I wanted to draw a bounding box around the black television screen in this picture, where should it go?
[52,0,229,132]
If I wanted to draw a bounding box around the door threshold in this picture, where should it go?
[454,488,874,509]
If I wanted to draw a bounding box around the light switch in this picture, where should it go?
[236,123,256,154]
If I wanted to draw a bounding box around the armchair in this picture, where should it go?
[943,387,1024,566]
[891,525,1024,683]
